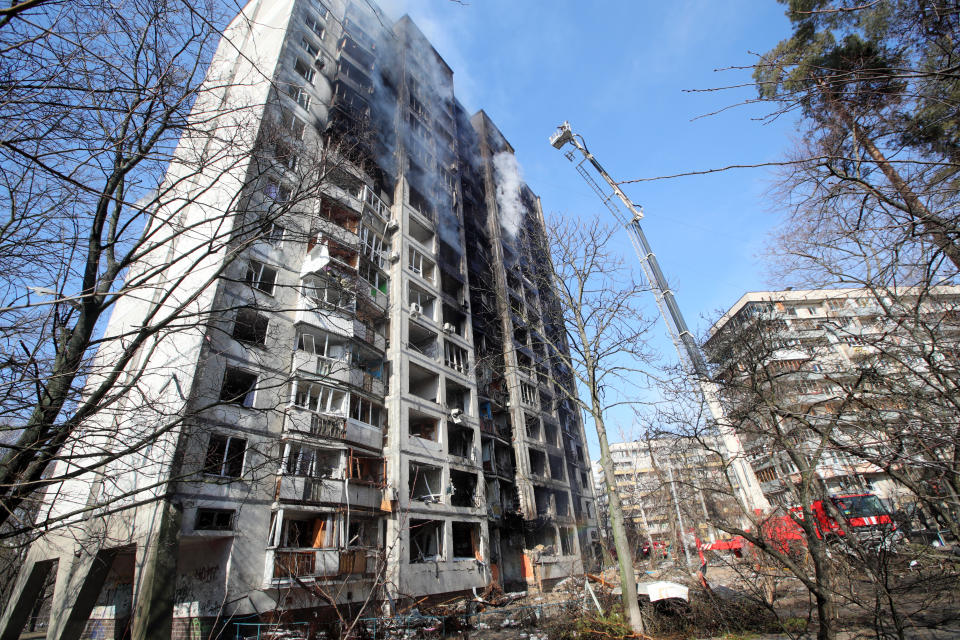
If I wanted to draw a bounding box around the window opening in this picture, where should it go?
[204,435,246,478]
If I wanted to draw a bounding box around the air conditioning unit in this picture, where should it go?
[460,299,469,310]
[314,56,326,69]
[410,303,422,317]
[442,323,455,334]
[449,408,464,424]
[385,220,399,233]
[388,251,400,263]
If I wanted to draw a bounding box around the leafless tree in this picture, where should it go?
[517,214,659,634]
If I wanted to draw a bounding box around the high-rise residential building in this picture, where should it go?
[704,286,960,508]
[0,1,597,638]
[592,437,733,551]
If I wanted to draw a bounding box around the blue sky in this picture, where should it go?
[378,1,801,456]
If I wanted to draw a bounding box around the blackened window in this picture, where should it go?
[220,367,257,407]
[194,508,235,531]
[232,308,269,346]
[203,434,247,478]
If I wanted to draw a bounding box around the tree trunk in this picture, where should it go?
[594,411,644,634]
[831,104,960,271]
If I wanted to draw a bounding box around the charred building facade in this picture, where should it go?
[0,1,597,637]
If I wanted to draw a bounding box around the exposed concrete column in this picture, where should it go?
[0,558,57,640]
[131,500,182,640]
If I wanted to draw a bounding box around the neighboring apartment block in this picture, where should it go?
[593,438,731,549]
[0,1,597,638]
[705,286,960,508]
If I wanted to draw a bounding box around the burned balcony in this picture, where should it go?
[544,422,560,448]
[362,185,392,222]
[407,185,435,224]
[442,304,466,337]
[449,470,478,508]
[528,448,547,477]
[447,423,474,460]
[299,272,356,317]
[409,462,443,504]
[524,414,541,441]
[482,440,514,477]
[548,455,564,481]
[339,35,374,70]
[319,191,361,233]
[534,486,555,518]
[408,247,436,284]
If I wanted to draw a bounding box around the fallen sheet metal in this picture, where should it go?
[637,581,689,602]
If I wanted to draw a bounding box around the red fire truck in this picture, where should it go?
[705,493,900,554]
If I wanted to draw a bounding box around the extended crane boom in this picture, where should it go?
[549,122,769,513]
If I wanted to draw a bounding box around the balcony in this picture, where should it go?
[278,475,384,510]
[292,352,349,379]
[357,277,388,311]
[362,185,392,222]
[269,548,373,581]
[283,406,347,440]
[354,319,386,352]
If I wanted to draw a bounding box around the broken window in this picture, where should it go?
[294,57,315,84]
[450,470,477,508]
[220,367,257,407]
[195,508,235,531]
[232,307,269,346]
[451,522,480,560]
[409,519,442,562]
[348,451,384,485]
[528,449,546,477]
[525,414,540,441]
[284,444,340,478]
[445,380,469,414]
[408,409,438,441]
[548,455,564,480]
[203,434,246,478]
[347,519,377,548]
[409,463,442,503]
[534,486,553,516]
[447,423,473,459]
[289,85,311,110]
[279,108,306,139]
[544,422,559,447]
[245,260,278,295]
[559,527,574,555]
[292,380,346,415]
[408,248,435,282]
[554,490,570,517]
[350,394,382,427]
[408,362,439,402]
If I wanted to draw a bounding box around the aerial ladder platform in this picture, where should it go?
[548,121,769,514]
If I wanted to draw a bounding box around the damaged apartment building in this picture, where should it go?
[0,0,598,637]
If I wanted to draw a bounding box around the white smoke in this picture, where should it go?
[492,151,523,239]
